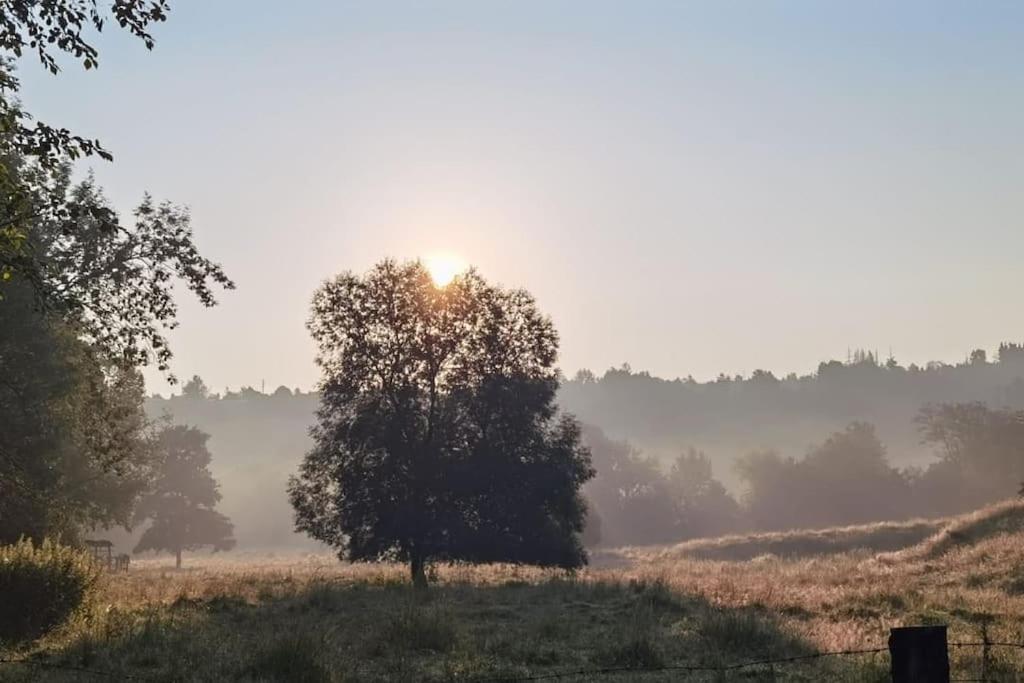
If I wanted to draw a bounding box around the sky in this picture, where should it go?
[19,1,1024,395]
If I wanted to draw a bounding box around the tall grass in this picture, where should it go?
[6,499,1024,681]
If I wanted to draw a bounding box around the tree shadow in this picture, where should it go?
[6,574,890,682]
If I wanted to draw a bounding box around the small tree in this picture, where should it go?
[668,448,739,539]
[181,375,210,399]
[289,260,594,587]
[133,424,235,568]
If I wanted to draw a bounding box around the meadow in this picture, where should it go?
[4,501,1024,682]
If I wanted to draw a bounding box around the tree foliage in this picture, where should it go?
[133,424,235,568]
[0,3,226,374]
[1,150,233,376]
[289,260,593,586]
[669,448,740,538]
[0,1,169,164]
[0,280,151,544]
[561,342,1024,476]
[181,374,211,400]
[737,422,912,531]
[582,425,679,546]
[915,402,1024,514]
[582,426,738,546]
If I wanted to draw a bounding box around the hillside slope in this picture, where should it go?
[615,498,1024,564]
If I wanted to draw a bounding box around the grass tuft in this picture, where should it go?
[375,600,459,654]
[246,634,329,683]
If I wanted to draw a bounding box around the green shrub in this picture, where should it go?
[0,538,100,646]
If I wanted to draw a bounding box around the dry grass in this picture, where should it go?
[632,517,947,563]
[3,501,1024,681]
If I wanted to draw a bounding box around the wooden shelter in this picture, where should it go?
[84,539,128,572]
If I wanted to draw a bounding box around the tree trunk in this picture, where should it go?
[410,552,428,590]
[175,548,182,570]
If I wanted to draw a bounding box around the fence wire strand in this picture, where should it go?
[474,646,890,682]
[0,657,157,681]
[3,639,1023,682]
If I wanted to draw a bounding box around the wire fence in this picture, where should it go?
[474,646,891,681]
[0,657,157,680]
[475,640,1024,682]
[2,637,1023,681]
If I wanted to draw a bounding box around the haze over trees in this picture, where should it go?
[134,345,1024,551]
[913,402,1024,517]
[736,422,911,531]
[288,260,594,587]
[562,348,1024,478]
[133,424,235,569]
[583,404,1024,543]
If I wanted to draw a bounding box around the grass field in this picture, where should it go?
[4,501,1024,681]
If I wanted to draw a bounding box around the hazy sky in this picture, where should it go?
[20,1,1024,394]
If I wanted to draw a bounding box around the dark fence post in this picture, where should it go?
[889,625,950,683]
[980,622,990,683]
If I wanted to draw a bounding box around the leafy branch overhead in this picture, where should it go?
[0,2,229,377]
[0,1,170,164]
[5,158,234,377]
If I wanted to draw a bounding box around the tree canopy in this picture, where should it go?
[289,260,594,587]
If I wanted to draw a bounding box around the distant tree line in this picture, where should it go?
[561,346,1024,489]
[156,344,1024,550]
[582,401,1024,545]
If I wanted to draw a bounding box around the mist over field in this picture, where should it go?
[139,346,1024,551]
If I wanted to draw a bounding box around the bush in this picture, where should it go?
[0,538,100,646]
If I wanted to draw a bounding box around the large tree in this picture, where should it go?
[0,146,231,541]
[0,5,234,544]
[133,424,235,569]
[289,260,593,587]
[0,279,150,544]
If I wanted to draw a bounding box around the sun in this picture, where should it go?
[423,252,466,287]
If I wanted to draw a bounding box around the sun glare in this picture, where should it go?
[423,252,466,287]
